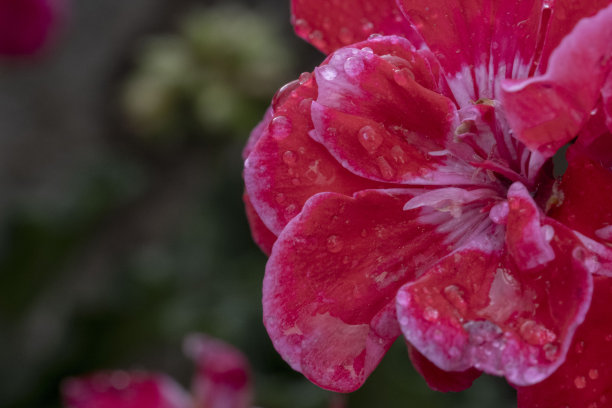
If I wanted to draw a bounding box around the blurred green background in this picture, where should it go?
[0,1,517,407]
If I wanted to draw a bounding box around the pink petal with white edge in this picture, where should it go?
[516,276,612,408]
[184,334,252,408]
[311,42,488,186]
[397,218,593,386]
[243,192,276,256]
[501,3,612,158]
[408,343,481,392]
[396,0,545,104]
[290,0,419,55]
[62,371,191,408]
[243,73,382,235]
[263,188,487,392]
[506,182,555,270]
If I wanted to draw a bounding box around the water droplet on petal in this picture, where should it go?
[543,343,559,361]
[574,376,587,389]
[360,229,367,238]
[393,68,414,86]
[298,71,312,84]
[309,30,327,49]
[357,125,383,153]
[376,156,395,180]
[338,27,354,44]
[589,368,599,380]
[326,235,343,253]
[423,306,439,322]
[299,97,313,114]
[282,150,297,166]
[542,225,555,242]
[319,65,338,81]
[361,20,374,33]
[464,320,503,345]
[275,193,286,204]
[443,285,468,314]
[285,204,297,214]
[294,18,310,36]
[520,320,557,346]
[344,56,365,77]
[270,116,292,140]
[575,340,585,354]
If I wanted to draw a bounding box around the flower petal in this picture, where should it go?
[243,192,276,255]
[290,0,418,54]
[244,74,381,235]
[242,106,273,161]
[311,41,488,186]
[397,216,593,386]
[62,371,191,408]
[407,343,481,392]
[184,334,252,408]
[500,3,612,158]
[263,188,483,392]
[396,0,546,103]
[0,0,57,56]
[516,276,612,408]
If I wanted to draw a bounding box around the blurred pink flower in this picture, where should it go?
[0,0,61,56]
[62,334,253,408]
[243,0,612,406]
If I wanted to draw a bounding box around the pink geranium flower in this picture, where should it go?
[243,0,612,406]
[0,0,61,56]
[61,334,253,408]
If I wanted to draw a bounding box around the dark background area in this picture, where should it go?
[0,1,517,406]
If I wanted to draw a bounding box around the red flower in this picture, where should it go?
[0,0,61,56]
[243,0,612,405]
[61,334,253,408]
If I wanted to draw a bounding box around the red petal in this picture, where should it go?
[263,188,484,392]
[243,192,276,255]
[184,334,252,408]
[290,0,419,54]
[516,276,612,408]
[408,343,481,392]
[546,149,612,275]
[397,214,593,386]
[501,4,612,158]
[62,371,191,408]
[396,0,545,103]
[0,0,57,56]
[538,0,612,74]
[243,74,382,235]
[311,40,487,186]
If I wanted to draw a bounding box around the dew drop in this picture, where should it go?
[282,150,297,166]
[309,30,327,49]
[360,229,367,238]
[575,340,585,354]
[393,68,414,86]
[589,368,599,380]
[338,27,354,44]
[464,320,502,345]
[361,20,374,33]
[344,56,365,77]
[319,65,338,81]
[574,376,587,389]
[291,178,300,186]
[275,193,286,204]
[293,18,310,36]
[285,204,297,214]
[326,235,343,253]
[443,285,467,314]
[519,320,556,346]
[423,306,439,322]
[542,224,555,242]
[606,334,612,342]
[298,71,312,84]
[270,116,292,140]
[299,97,313,114]
[543,343,559,361]
[376,156,395,180]
[357,125,383,153]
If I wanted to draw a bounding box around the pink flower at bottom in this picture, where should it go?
[61,335,253,408]
[243,0,612,406]
[0,0,61,56]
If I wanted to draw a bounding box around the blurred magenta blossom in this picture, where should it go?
[243,0,612,406]
[62,334,252,408]
[0,0,62,56]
